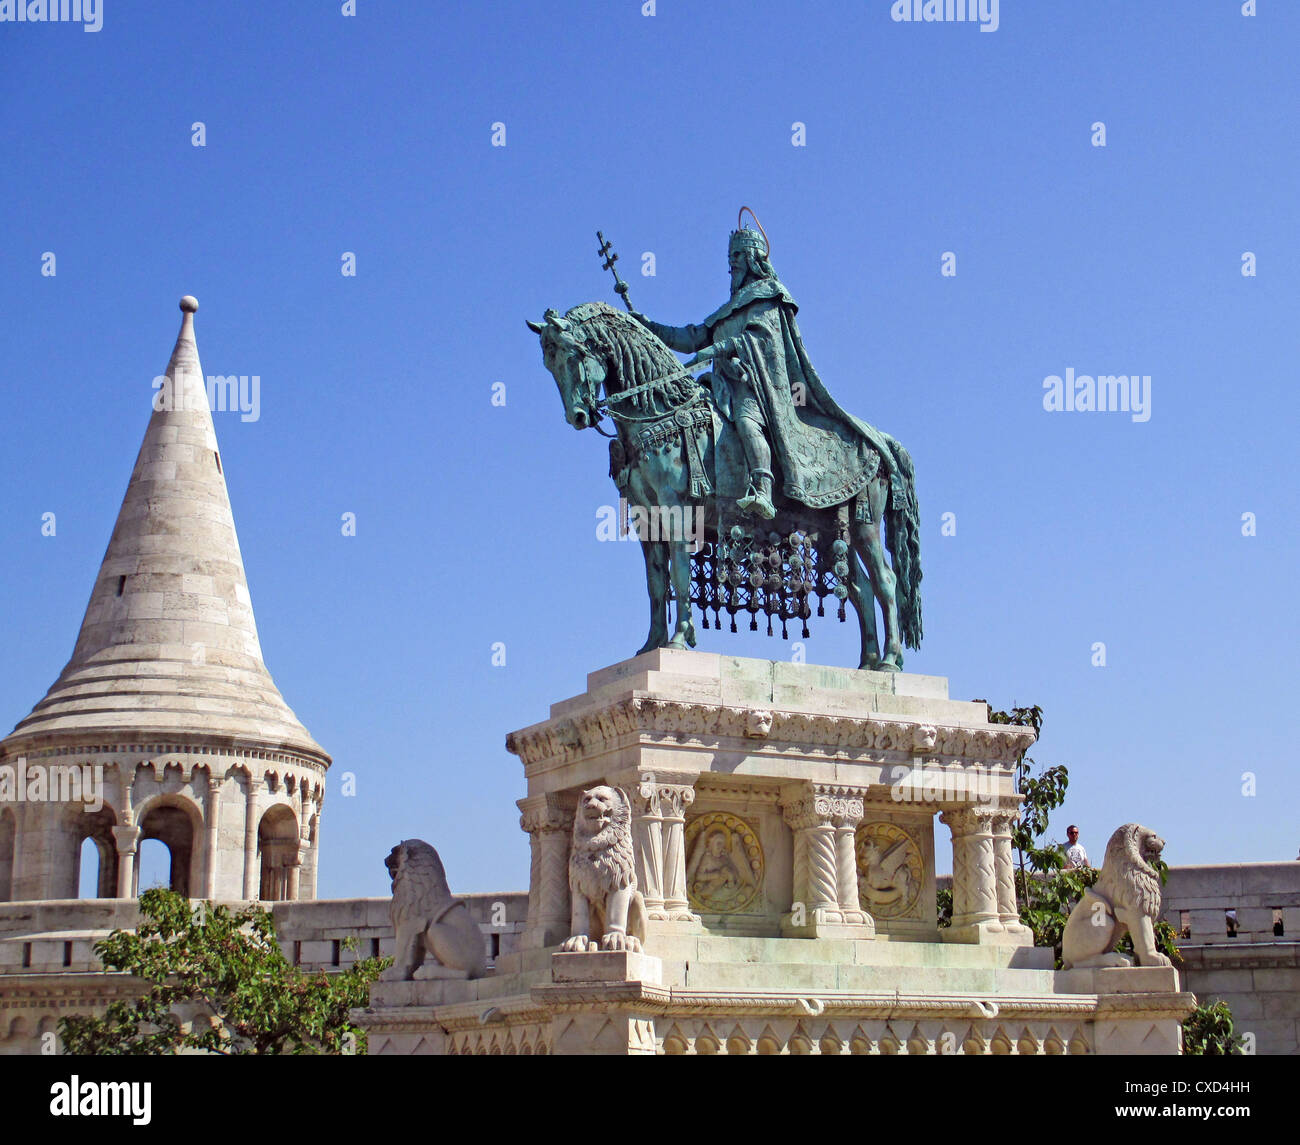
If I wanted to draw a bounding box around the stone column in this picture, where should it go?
[287,848,305,900]
[112,825,142,898]
[519,795,572,949]
[657,782,700,923]
[629,778,667,920]
[614,773,702,932]
[242,776,260,901]
[939,807,1004,943]
[833,801,871,925]
[202,776,223,900]
[991,805,1032,943]
[781,784,873,939]
[304,806,321,899]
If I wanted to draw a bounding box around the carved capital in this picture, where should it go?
[780,783,864,832]
[657,783,696,821]
[939,805,998,837]
[615,771,697,820]
[111,825,142,856]
[518,794,571,835]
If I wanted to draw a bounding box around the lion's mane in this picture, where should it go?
[389,839,455,929]
[1095,823,1163,921]
[570,787,636,905]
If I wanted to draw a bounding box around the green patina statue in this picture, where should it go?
[529,210,922,672]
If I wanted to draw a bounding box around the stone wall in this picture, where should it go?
[0,892,528,1054]
[1160,862,1299,1056]
[937,861,1300,1055]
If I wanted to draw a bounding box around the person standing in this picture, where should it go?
[1064,825,1089,869]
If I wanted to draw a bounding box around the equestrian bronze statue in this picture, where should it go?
[528,211,922,672]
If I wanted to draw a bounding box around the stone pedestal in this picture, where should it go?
[505,650,1036,948]
[353,652,1194,1056]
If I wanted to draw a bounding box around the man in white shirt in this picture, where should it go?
[1064,825,1089,869]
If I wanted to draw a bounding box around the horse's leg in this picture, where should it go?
[851,476,902,671]
[635,538,670,655]
[640,433,702,652]
[845,544,881,671]
[628,469,670,654]
[666,534,697,650]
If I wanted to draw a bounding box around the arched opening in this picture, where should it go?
[257,805,299,902]
[137,838,172,893]
[74,807,117,899]
[137,799,199,898]
[0,809,15,902]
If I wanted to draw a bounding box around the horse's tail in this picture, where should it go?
[883,435,923,650]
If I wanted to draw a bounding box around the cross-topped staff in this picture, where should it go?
[596,230,634,312]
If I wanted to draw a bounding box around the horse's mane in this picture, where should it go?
[566,302,695,404]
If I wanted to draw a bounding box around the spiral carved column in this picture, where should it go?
[991,805,1031,942]
[781,783,874,939]
[939,806,1004,943]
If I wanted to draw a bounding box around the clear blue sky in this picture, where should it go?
[2,2,1296,897]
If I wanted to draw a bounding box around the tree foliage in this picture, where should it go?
[941,702,1237,1054]
[969,702,1179,967]
[58,888,387,1055]
[1182,1000,1247,1056]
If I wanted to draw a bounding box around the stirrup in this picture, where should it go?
[737,469,776,520]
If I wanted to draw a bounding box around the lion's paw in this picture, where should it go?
[599,931,641,953]
[560,935,592,953]
[1143,952,1173,968]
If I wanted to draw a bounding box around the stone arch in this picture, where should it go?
[136,795,203,897]
[257,803,299,902]
[74,806,118,899]
[0,807,15,902]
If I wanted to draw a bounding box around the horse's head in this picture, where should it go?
[526,307,607,430]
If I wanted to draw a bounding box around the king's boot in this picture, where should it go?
[737,468,776,520]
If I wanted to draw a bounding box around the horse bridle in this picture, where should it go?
[563,319,704,438]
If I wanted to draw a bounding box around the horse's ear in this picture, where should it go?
[526,318,545,334]
[545,309,568,331]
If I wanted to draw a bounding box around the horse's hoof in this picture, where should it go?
[877,659,902,673]
[859,656,881,671]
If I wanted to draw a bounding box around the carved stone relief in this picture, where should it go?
[685,811,764,914]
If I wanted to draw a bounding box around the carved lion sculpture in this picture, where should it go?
[1061,823,1173,970]
[562,786,649,953]
[379,840,487,981]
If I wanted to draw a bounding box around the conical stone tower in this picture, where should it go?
[0,297,329,904]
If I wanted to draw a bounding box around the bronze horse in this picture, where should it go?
[529,301,922,671]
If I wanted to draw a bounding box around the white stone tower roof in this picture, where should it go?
[2,297,328,762]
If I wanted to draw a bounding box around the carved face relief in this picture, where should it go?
[685,812,764,914]
[1141,830,1165,864]
[576,786,625,836]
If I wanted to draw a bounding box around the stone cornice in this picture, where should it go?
[353,995,551,1034]
[1,739,329,777]
[0,971,143,1007]
[413,983,1193,1023]
[506,695,1034,771]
